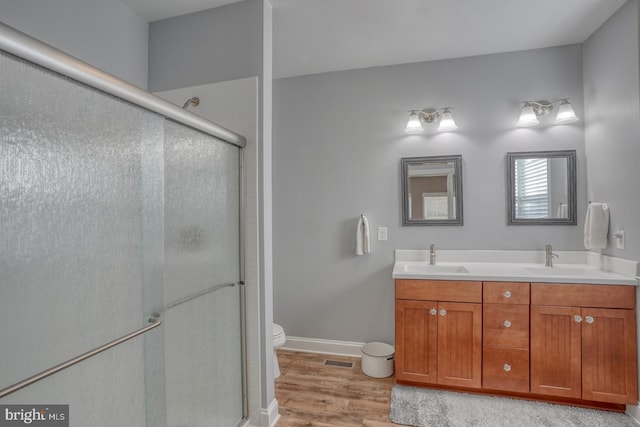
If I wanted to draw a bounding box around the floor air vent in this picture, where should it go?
[324,359,354,368]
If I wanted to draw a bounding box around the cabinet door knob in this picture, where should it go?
[502,291,512,298]
[439,309,447,316]
[574,315,583,323]
[585,316,594,324]
[503,320,512,328]
[429,308,437,316]
[503,363,511,372]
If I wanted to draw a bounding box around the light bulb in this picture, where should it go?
[405,111,423,133]
[517,104,539,127]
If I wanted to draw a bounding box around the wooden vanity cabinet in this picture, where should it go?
[530,283,638,405]
[395,280,482,388]
[395,279,638,408]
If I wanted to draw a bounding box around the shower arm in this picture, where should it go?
[182,97,200,109]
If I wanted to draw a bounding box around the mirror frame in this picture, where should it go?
[506,150,577,225]
[401,155,463,226]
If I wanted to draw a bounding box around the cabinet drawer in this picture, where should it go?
[396,280,482,303]
[531,283,635,309]
[483,282,529,304]
[483,304,529,349]
[483,348,529,393]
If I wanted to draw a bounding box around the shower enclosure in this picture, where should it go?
[0,23,247,427]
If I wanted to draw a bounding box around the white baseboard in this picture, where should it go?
[239,401,279,427]
[241,399,279,427]
[282,336,365,357]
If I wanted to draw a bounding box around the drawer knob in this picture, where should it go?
[503,320,512,328]
[503,363,511,372]
[502,291,512,298]
[585,316,594,324]
[429,308,437,316]
[439,309,447,316]
[574,315,583,323]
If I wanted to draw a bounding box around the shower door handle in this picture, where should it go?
[0,317,162,399]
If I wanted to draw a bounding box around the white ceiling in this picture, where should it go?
[120,0,627,79]
[121,0,243,22]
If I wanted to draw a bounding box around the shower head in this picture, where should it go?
[182,96,200,109]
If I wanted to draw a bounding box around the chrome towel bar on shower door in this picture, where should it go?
[0,317,162,399]
[161,282,237,313]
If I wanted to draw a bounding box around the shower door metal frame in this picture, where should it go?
[0,21,245,148]
[238,148,248,421]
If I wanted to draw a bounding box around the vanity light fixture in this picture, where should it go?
[405,108,458,133]
[516,99,579,127]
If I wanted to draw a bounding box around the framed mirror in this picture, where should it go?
[401,155,463,226]
[506,150,576,225]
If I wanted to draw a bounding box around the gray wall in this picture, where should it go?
[583,4,640,419]
[273,45,587,344]
[148,0,262,92]
[0,0,148,89]
[583,0,640,261]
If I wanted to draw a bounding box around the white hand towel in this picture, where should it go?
[355,215,371,256]
[584,203,609,249]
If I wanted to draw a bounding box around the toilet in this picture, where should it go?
[273,323,286,378]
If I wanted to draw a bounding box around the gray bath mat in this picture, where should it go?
[389,385,638,427]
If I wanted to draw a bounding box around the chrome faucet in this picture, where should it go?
[545,244,559,267]
[430,244,436,265]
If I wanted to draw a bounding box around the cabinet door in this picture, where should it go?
[395,300,438,384]
[437,302,482,388]
[582,308,638,404]
[530,306,582,399]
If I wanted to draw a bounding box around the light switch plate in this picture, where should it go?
[377,227,387,241]
[616,229,625,249]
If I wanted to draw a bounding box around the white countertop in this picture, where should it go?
[392,250,639,286]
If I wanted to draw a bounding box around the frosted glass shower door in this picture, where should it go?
[162,121,244,427]
[0,51,164,426]
[1,47,245,427]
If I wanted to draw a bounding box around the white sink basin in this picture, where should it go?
[522,266,596,276]
[403,264,470,274]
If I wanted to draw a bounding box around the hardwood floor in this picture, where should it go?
[275,350,402,426]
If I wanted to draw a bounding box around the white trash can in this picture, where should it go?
[361,342,394,378]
